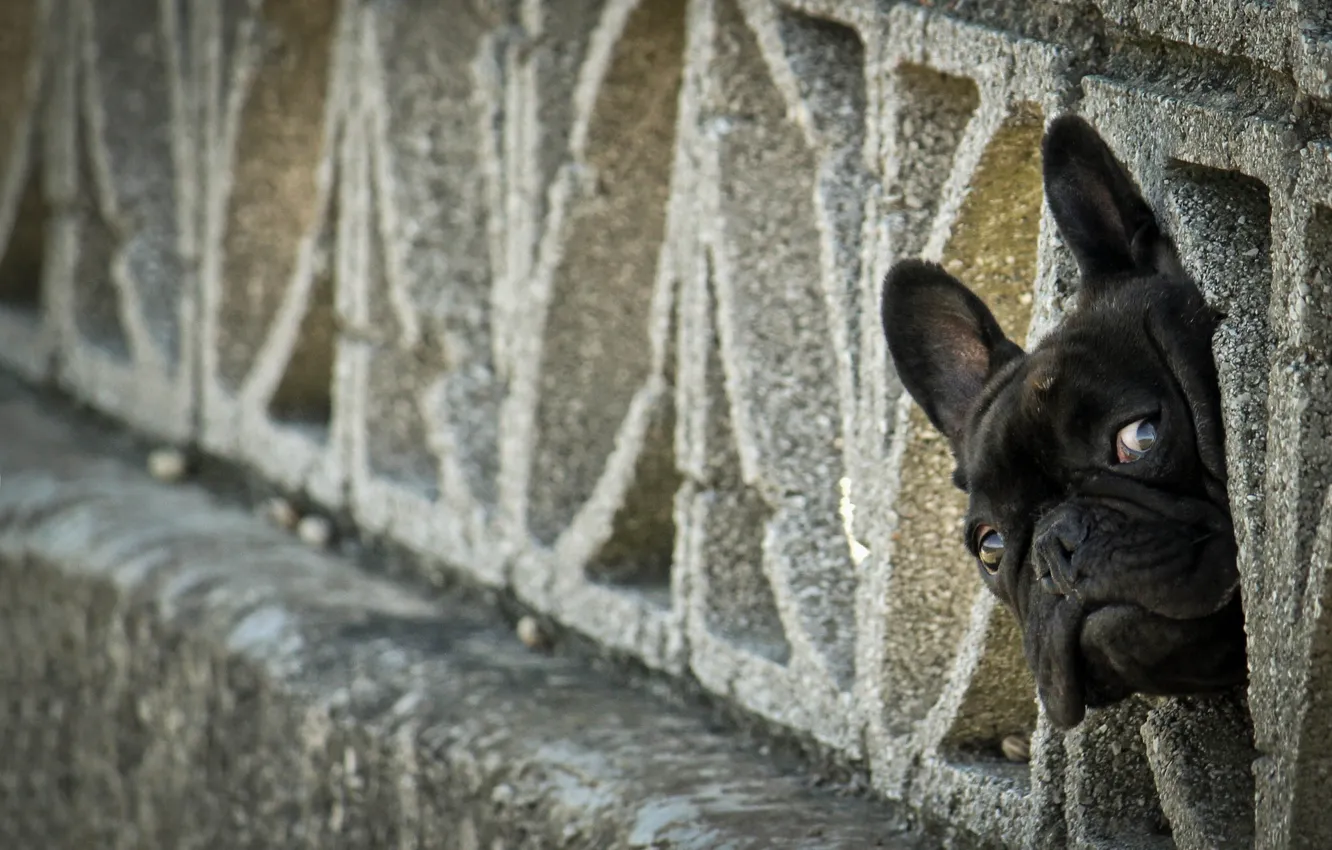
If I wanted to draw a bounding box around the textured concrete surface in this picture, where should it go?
[0,0,1330,846]
[0,379,931,849]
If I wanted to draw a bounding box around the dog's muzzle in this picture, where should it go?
[1022,485,1244,728]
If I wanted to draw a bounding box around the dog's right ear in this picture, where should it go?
[881,260,1023,445]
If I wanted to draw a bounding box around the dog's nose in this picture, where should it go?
[1034,515,1087,595]
[1054,527,1081,556]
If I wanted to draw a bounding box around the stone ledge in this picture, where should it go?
[0,377,931,850]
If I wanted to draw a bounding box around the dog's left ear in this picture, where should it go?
[1042,115,1184,294]
[881,260,1023,445]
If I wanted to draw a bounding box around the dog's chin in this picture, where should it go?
[1033,593,1247,729]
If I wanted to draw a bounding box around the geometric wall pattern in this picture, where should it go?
[0,0,1330,846]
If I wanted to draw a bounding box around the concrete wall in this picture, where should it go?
[0,0,1328,846]
[0,382,929,850]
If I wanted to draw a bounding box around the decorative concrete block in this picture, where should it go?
[197,0,352,503]
[338,0,518,586]
[0,0,1329,846]
[42,0,197,441]
[500,0,692,666]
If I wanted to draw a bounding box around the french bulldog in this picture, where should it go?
[880,114,1246,728]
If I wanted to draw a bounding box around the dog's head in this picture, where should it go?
[880,115,1246,728]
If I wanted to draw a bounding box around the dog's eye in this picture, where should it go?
[976,527,1005,572]
[1116,417,1158,463]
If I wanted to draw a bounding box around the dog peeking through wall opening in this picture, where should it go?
[881,115,1245,729]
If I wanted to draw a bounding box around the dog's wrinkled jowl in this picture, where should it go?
[880,115,1246,728]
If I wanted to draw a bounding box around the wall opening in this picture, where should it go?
[266,260,335,434]
[585,295,683,604]
[0,159,45,314]
[218,0,337,392]
[880,107,1044,735]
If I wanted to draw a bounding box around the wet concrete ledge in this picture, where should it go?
[0,376,931,850]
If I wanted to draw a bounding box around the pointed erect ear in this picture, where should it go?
[881,260,1023,444]
[1042,115,1180,289]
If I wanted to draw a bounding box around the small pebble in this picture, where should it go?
[516,615,547,650]
[296,514,332,548]
[147,447,188,483]
[263,496,299,530]
[1002,733,1031,763]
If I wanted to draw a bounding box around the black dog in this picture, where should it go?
[880,115,1246,728]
